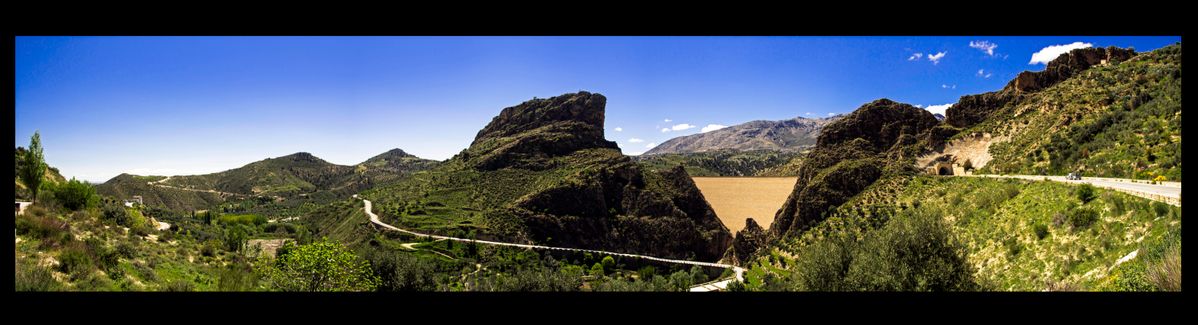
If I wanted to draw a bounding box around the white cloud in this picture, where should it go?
[628,138,644,143]
[977,69,992,78]
[927,51,946,64]
[969,40,997,56]
[908,53,923,61]
[670,123,695,131]
[914,104,924,108]
[645,142,657,148]
[804,112,813,116]
[924,103,954,116]
[660,128,671,133]
[701,124,728,132]
[941,84,957,89]
[1030,42,1092,65]
[613,127,622,132]
[826,113,835,117]
[663,118,672,122]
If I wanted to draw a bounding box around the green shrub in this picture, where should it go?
[1151,201,1170,217]
[257,238,378,291]
[844,208,977,291]
[15,213,72,247]
[366,251,437,292]
[1004,237,1022,257]
[54,177,99,211]
[15,259,59,291]
[164,280,195,292]
[58,243,95,278]
[201,239,221,257]
[600,256,616,274]
[1075,184,1096,204]
[1068,207,1100,230]
[1033,224,1049,240]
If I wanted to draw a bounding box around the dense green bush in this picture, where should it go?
[1075,184,1096,204]
[258,238,378,291]
[367,251,438,291]
[791,207,977,291]
[54,178,99,211]
[58,242,95,278]
[1068,207,1100,230]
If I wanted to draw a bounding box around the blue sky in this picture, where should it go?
[15,36,1180,182]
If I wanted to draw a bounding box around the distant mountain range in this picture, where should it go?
[644,116,841,155]
[96,149,437,212]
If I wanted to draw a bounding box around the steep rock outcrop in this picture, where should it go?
[946,46,1137,129]
[732,218,767,265]
[465,92,618,170]
[771,100,934,239]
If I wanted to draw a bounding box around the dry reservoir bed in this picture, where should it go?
[691,177,797,233]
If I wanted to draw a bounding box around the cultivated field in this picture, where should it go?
[691,177,797,233]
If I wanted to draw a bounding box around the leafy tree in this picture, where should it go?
[259,238,378,291]
[19,131,48,203]
[589,263,605,278]
[55,177,99,211]
[224,225,249,252]
[600,256,615,274]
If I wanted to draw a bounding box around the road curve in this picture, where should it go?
[147,175,247,197]
[353,195,746,291]
[964,174,1181,206]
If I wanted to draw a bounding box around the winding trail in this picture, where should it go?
[147,176,247,197]
[353,195,746,291]
[964,174,1181,206]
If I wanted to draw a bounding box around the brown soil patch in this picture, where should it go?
[691,177,796,233]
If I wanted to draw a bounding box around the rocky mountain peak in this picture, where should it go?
[817,99,938,152]
[471,91,606,146]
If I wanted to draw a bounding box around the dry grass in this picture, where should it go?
[691,177,796,233]
[1147,245,1181,291]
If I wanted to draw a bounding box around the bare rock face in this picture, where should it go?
[732,218,767,265]
[946,46,1137,129]
[1012,46,1136,93]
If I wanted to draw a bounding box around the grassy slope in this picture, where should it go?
[744,176,1180,291]
[974,44,1181,180]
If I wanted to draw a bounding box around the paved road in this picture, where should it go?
[354,195,746,291]
[965,174,1181,206]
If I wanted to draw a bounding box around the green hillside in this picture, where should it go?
[972,44,1181,180]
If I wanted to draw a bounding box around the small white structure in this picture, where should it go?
[15,201,33,216]
[123,195,143,207]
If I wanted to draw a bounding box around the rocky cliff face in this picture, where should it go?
[732,218,767,265]
[371,91,732,261]
[771,99,936,239]
[465,92,618,170]
[645,116,838,155]
[947,46,1136,129]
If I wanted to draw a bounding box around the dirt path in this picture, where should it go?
[354,195,745,291]
[147,175,247,197]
